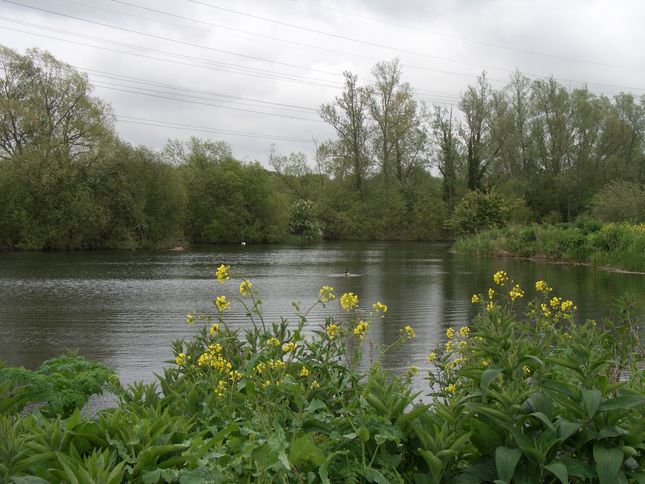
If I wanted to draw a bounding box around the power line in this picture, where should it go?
[285,0,645,72]
[116,114,317,143]
[185,0,645,93]
[1,0,344,79]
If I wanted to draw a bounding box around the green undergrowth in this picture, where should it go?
[454,221,645,272]
[1,268,644,483]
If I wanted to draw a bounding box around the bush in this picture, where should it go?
[445,190,519,236]
[590,180,645,223]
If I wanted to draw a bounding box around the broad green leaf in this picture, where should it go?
[593,444,623,484]
[11,477,50,484]
[289,434,325,466]
[545,461,568,484]
[495,446,522,483]
[480,368,502,391]
[582,389,601,418]
[599,395,645,412]
[361,467,389,484]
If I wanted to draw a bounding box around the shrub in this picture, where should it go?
[445,190,519,236]
[590,180,645,223]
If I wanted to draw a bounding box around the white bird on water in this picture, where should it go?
[241,241,246,246]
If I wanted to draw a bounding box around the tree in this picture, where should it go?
[268,145,312,198]
[458,72,497,191]
[320,72,371,191]
[431,106,460,209]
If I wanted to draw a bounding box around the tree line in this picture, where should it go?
[0,45,643,250]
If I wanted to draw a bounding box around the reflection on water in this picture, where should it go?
[1,242,644,391]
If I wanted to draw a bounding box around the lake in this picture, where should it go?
[1,242,644,389]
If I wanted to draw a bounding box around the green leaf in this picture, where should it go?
[495,446,522,483]
[361,467,389,484]
[582,389,601,418]
[555,418,581,440]
[480,368,502,392]
[545,461,568,484]
[593,444,624,484]
[599,395,645,412]
[11,478,50,484]
[559,455,595,479]
[289,434,325,466]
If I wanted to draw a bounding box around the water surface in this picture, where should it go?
[1,242,643,386]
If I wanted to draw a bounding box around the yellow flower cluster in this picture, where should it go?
[408,366,419,377]
[471,294,482,304]
[493,270,508,286]
[340,292,359,311]
[266,337,281,347]
[488,288,495,300]
[486,301,495,313]
[481,358,491,367]
[319,285,335,302]
[310,380,320,390]
[228,370,242,382]
[459,326,470,337]
[298,366,309,377]
[175,352,187,366]
[214,295,230,312]
[372,301,388,313]
[404,325,416,339]
[239,279,253,296]
[561,300,576,312]
[353,320,369,340]
[522,365,531,376]
[446,383,457,393]
[282,341,297,353]
[197,351,232,372]
[446,327,455,339]
[535,280,552,292]
[326,323,340,340]
[214,380,227,397]
[209,323,220,336]
[550,296,561,308]
[215,264,230,283]
[268,359,285,370]
[427,352,437,362]
[186,313,194,325]
[508,284,524,301]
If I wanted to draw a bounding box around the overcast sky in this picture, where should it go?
[1,0,644,166]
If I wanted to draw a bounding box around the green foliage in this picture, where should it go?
[0,354,118,418]
[445,190,518,236]
[288,199,323,241]
[591,180,645,224]
[455,222,645,272]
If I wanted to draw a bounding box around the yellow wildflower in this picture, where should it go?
[319,285,335,302]
[208,343,222,353]
[446,327,455,339]
[481,358,491,367]
[239,279,253,296]
[255,362,266,374]
[326,323,340,340]
[372,301,388,313]
[340,292,359,311]
[310,380,320,390]
[550,296,561,308]
[215,264,230,283]
[266,337,281,347]
[427,352,438,362]
[186,313,194,325]
[446,383,457,393]
[175,352,187,366]
[445,340,453,352]
[209,323,220,336]
[493,270,508,285]
[452,356,464,367]
[282,341,297,353]
[353,320,369,340]
[228,370,242,382]
[459,326,470,337]
[214,380,227,397]
[561,300,576,312]
[457,340,468,351]
[540,304,551,317]
[471,294,482,304]
[486,301,495,313]
[488,288,495,300]
[509,284,524,301]
[522,365,531,376]
[268,359,285,370]
[408,366,419,377]
[263,379,271,387]
[404,325,416,339]
[214,295,230,312]
[298,366,310,377]
[535,280,551,292]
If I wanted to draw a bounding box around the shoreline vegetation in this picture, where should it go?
[2,46,645,253]
[1,268,644,482]
[453,222,645,274]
